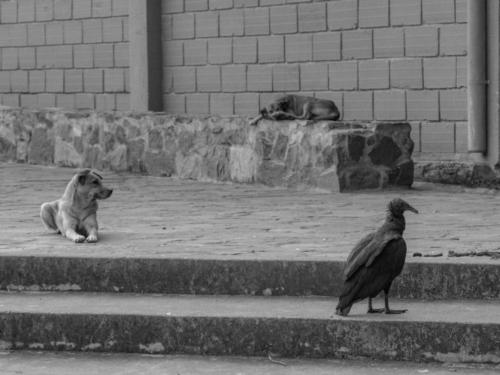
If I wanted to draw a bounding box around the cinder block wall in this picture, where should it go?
[0,0,129,111]
[162,0,468,157]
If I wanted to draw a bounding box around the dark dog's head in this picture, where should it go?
[267,96,289,113]
[76,169,113,200]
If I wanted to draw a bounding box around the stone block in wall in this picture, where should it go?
[112,0,129,16]
[19,0,36,23]
[186,0,208,12]
[272,64,299,92]
[390,58,423,89]
[422,0,454,24]
[342,30,373,60]
[197,66,221,92]
[374,28,404,58]
[114,43,129,67]
[258,35,284,63]
[19,48,36,69]
[221,65,246,92]
[390,0,421,26]
[270,5,297,35]
[343,91,373,121]
[234,93,259,116]
[54,0,72,20]
[374,90,406,121]
[406,90,439,121]
[210,94,234,116]
[163,0,184,14]
[439,89,467,121]
[74,0,92,19]
[358,60,389,90]
[220,9,244,37]
[0,72,10,92]
[285,34,312,63]
[327,0,357,30]
[208,38,232,64]
[38,93,56,108]
[2,48,18,70]
[46,22,64,45]
[440,24,467,56]
[195,12,218,38]
[11,71,28,93]
[423,57,456,89]
[359,0,389,28]
[244,8,269,36]
[163,41,184,66]
[172,13,195,40]
[301,63,328,91]
[313,32,341,62]
[209,0,232,10]
[405,26,438,57]
[247,65,272,92]
[92,0,112,18]
[103,17,124,42]
[27,23,45,46]
[186,94,210,115]
[420,122,454,153]
[36,0,53,22]
[329,61,357,91]
[298,3,326,32]
[233,37,257,64]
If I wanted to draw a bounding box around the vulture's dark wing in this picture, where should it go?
[343,230,402,281]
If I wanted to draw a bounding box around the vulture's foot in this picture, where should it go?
[385,308,407,314]
[367,308,385,314]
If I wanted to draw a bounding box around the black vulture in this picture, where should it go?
[336,198,418,316]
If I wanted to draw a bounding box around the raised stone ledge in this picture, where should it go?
[0,107,414,192]
[415,161,500,188]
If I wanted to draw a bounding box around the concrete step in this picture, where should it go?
[1,256,499,299]
[0,352,499,375]
[0,292,498,363]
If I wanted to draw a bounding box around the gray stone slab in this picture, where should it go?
[0,352,498,375]
[0,292,498,362]
[1,256,499,299]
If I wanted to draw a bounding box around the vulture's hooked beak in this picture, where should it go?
[407,205,418,214]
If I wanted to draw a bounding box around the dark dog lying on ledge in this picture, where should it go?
[250,94,340,126]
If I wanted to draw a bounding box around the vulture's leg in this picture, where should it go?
[367,297,384,313]
[383,289,407,314]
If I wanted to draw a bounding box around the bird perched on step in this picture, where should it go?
[336,198,418,316]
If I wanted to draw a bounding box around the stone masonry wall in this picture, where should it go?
[0,0,129,111]
[0,107,414,191]
[162,0,468,159]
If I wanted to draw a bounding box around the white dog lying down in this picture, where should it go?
[40,169,113,243]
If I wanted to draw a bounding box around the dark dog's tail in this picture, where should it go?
[40,202,58,231]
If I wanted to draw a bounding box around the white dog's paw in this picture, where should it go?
[73,235,86,243]
[86,234,98,243]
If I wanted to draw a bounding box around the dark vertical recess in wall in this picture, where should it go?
[147,0,163,112]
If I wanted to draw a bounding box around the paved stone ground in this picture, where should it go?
[1,163,500,262]
[0,352,498,375]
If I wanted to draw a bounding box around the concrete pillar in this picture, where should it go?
[486,0,500,167]
[129,0,163,112]
[468,0,487,156]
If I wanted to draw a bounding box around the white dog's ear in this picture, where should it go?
[77,169,91,184]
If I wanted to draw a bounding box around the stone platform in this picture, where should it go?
[0,107,413,191]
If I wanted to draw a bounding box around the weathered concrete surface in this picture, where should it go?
[415,161,500,188]
[1,352,498,375]
[0,107,414,191]
[2,163,500,262]
[0,292,498,362]
[1,256,499,300]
